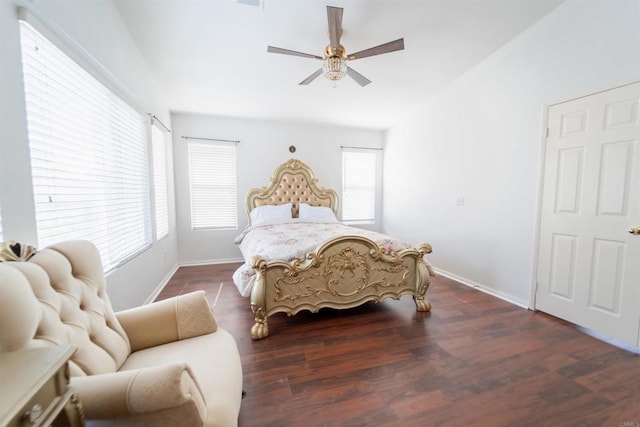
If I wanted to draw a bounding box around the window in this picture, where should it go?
[188,142,237,229]
[342,149,378,224]
[151,124,169,240]
[20,21,152,271]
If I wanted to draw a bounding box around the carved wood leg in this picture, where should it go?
[413,295,432,312]
[250,304,269,340]
[250,257,269,340]
[413,259,432,312]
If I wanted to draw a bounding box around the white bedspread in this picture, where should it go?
[232,219,424,297]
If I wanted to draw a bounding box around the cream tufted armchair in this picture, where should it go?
[0,240,243,427]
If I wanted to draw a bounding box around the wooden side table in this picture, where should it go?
[0,344,84,427]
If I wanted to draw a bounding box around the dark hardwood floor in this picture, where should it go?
[157,264,639,427]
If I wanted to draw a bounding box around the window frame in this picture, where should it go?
[151,123,170,240]
[19,20,153,272]
[187,141,238,230]
[341,148,380,225]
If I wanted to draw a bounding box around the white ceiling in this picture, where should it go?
[114,0,564,130]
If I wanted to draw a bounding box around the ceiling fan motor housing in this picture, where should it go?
[324,44,346,58]
[323,44,347,81]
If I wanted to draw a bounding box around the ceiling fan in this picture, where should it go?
[267,5,404,87]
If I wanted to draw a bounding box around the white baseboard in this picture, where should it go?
[433,267,530,309]
[576,326,640,355]
[179,257,244,267]
[144,262,180,305]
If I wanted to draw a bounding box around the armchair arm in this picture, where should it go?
[70,363,207,426]
[116,291,217,352]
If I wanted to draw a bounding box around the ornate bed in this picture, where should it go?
[234,158,433,340]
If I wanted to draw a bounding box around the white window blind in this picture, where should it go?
[20,21,152,271]
[151,124,169,240]
[342,149,377,223]
[188,142,237,229]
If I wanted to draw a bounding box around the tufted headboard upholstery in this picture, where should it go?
[0,240,131,377]
[245,158,339,225]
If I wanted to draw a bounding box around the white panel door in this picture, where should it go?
[536,82,640,347]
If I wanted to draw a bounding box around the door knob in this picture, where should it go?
[629,227,640,235]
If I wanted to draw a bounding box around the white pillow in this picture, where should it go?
[250,203,292,225]
[298,203,338,222]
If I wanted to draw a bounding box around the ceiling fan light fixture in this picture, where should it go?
[322,56,347,82]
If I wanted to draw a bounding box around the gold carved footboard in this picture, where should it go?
[249,235,432,340]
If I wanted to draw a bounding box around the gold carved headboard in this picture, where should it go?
[245,158,339,224]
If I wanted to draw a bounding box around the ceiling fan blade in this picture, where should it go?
[268,46,322,60]
[346,67,371,87]
[327,6,343,49]
[299,69,323,85]
[347,38,405,60]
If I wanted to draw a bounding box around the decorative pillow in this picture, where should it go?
[250,203,292,225]
[298,203,338,222]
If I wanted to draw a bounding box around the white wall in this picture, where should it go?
[383,0,640,306]
[172,113,384,264]
[0,0,178,311]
